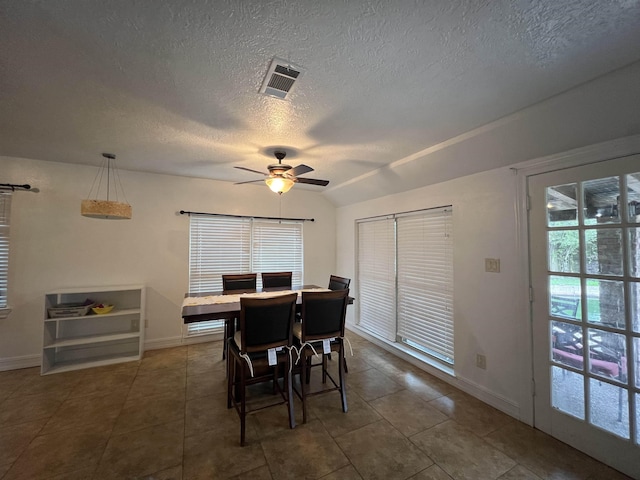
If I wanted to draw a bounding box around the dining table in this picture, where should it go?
[182,284,355,379]
[181,284,345,325]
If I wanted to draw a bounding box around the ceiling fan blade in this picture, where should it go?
[287,164,314,177]
[295,177,330,186]
[234,166,267,175]
[234,179,265,185]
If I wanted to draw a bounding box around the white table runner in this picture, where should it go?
[182,288,330,308]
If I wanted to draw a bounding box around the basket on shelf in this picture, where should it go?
[47,300,95,318]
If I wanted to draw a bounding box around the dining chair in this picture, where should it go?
[293,288,349,423]
[327,275,351,371]
[261,271,293,289]
[221,273,258,360]
[328,274,351,291]
[227,292,298,446]
[222,273,258,291]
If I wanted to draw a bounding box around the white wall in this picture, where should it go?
[0,156,336,368]
[337,166,530,420]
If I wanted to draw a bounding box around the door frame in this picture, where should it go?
[514,134,640,428]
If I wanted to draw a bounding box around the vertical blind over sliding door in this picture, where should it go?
[396,207,454,364]
[357,217,396,341]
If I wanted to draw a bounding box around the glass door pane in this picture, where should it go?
[529,156,640,478]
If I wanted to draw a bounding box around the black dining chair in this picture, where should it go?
[261,271,293,289]
[327,275,351,371]
[222,273,258,291]
[220,273,258,360]
[227,292,298,446]
[293,288,350,423]
[328,274,351,291]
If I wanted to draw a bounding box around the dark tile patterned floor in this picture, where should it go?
[0,332,632,479]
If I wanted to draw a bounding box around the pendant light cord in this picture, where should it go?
[85,153,130,204]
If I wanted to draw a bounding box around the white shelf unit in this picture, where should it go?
[41,285,145,375]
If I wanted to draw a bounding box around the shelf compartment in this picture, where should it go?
[41,353,141,375]
[43,331,140,348]
[43,336,140,367]
[50,314,140,341]
[45,288,143,317]
[44,308,141,322]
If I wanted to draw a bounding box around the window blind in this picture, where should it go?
[396,207,454,364]
[189,216,251,293]
[0,193,10,308]
[252,221,303,288]
[187,215,304,336]
[357,217,396,342]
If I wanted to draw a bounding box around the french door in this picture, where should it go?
[528,154,640,478]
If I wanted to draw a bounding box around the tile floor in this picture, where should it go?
[0,332,633,480]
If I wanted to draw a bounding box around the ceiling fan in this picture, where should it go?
[234,151,329,194]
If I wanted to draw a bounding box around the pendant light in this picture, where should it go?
[81,153,132,219]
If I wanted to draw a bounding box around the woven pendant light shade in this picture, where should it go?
[80,199,132,219]
[81,153,132,220]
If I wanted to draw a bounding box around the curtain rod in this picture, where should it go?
[179,210,314,222]
[0,183,33,192]
[356,204,452,223]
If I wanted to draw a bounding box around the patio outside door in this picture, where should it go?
[528,154,640,478]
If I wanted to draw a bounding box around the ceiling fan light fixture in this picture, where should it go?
[265,176,294,194]
[235,150,328,191]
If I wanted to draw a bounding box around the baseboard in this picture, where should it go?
[143,333,224,351]
[0,354,41,372]
[0,335,224,371]
[143,336,184,351]
[452,374,521,419]
[182,332,224,346]
[346,324,521,420]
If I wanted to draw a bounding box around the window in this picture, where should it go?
[189,216,251,294]
[357,206,454,366]
[396,208,454,363]
[0,192,11,312]
[357,217,396,342]
[187,215,304,336]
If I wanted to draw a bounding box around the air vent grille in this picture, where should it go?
[274,65,300,78]
[259,57,304,99]
[267,74,295,93]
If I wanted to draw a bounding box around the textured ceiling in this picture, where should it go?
[2,0,640,204]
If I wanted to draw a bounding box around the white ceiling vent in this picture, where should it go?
[259,57,304,99]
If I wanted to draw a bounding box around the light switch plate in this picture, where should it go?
[485,258,500,273]
[476,354,487,369]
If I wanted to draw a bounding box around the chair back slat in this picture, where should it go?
[261,272,293,289]
[240,293,297,353]
[223,273,257,291]
[328,275,351,291]
[301,289,349,342]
